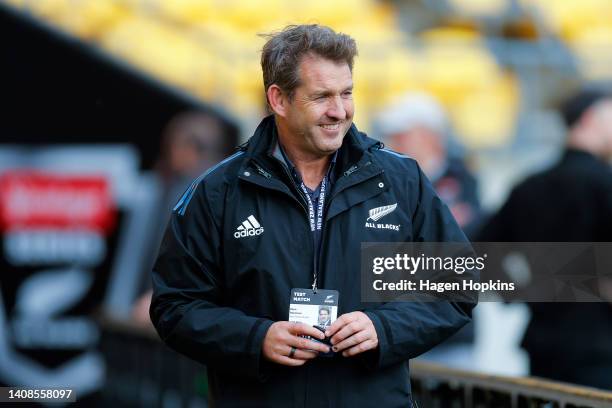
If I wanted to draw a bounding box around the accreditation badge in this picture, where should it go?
[289,288,339,328]
[289,288,339,356]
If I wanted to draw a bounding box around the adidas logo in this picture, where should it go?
[234,215,264,239]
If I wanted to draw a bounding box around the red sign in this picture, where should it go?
[0,171,116,233]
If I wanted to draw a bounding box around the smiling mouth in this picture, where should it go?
[319,123,341,131]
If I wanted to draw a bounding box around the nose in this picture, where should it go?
[326,95,347,120]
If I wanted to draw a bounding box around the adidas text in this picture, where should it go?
[234,227,264,238]
[234,215,265,239]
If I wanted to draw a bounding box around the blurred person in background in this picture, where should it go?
[479,89,612,389]
[375,92,481,369]
[156,112,230,200]
[131,111,233,325]
[375,92,482,239]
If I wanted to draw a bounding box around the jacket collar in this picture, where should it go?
[241,115,381,177]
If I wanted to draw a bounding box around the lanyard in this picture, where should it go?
[300,176,327,232]
[299,176,327,291]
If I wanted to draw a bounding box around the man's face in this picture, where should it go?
[280,54,354,157]
[318,309,330,324]
[388,127,446,178]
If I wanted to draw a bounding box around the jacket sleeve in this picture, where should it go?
[149,181,274,380]
[362,164,476,370]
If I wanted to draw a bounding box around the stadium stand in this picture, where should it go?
[3,0,609,151]
[0,0,530,149]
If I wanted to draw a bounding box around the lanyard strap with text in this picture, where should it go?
[299,176,327,291]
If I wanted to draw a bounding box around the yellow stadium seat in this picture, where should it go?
[101,17,206,90]
[24,0,69,21]
[418,44,500,106]
[522,0,612,40]
[449,74,519,148]
[215,0,287,32]
[149,0,215,25]
[569,26,612,80]
[56,1,129,39]
[286,0,374,29]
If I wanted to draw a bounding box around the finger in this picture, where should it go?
[330,320,364,346]
[332,330,367,353]
[325,313,353,337]
[289,347,319,360]
[290,322,325,340]
[287,335,331,354]
[342,339,378,357]
[273,355,307,366]
[326,312,361,337]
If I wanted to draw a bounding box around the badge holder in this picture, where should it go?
[289,288,339,357]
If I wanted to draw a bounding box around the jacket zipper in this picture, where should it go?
[315,167,358,293]
[274,161,319,290]
[317,160,379,290]
[252,160,317,289]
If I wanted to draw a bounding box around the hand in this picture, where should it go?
[325,311,378,357]
[262,321,331,366]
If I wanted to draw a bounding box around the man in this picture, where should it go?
[376,92,481,238]
[132,112,234,325]
[318,307,331,327]
[150,24,474,407]
[375,93,481,370]
[479,89,612,389]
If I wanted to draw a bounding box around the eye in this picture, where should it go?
[342,91,353,98]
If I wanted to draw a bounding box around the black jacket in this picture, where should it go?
[150,116,474,407]
[478,149,612,387]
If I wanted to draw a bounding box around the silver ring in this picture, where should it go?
[288,346,297,358]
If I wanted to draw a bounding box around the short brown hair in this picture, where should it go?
[260,24,357,101]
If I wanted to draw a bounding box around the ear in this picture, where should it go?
[267,84,288,117]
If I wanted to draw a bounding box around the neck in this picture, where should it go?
[282,142,331,190]
[276,127,332,189]
[567,129,602,159]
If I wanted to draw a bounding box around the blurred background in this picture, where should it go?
[0,0,611,406]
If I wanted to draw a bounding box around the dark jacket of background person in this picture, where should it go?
[479,148,612,389]
[434,157,481,240]
[150,116,475,407]
[131,112,234,325]
[375,93,482,351]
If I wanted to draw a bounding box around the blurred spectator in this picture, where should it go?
[479,89,612,389]
[156,111,231,197]
[375,92,481,369]
[375,92,482,239]
[131,111,234,325]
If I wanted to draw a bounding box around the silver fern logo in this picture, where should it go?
[367,204,397,221]
[365,204,401,231]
